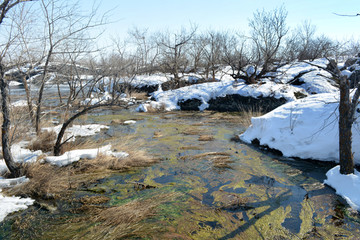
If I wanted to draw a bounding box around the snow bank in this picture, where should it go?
[43,124,109,142]
[324,166,360,210]
[0,189,34,222]
[276,59,338,94]
[240,92,360,163]
[45,145,128,167]
[138,79,304,112]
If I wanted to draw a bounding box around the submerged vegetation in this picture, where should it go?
[1,110,360,239]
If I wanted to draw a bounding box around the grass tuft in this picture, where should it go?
[27,130,57,153]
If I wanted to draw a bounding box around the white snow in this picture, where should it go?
[123,120,136,125]
[0,189,34,222]
[137,79,305,112]
[0,142,43,175]
[43,124,109,141]
[11,100,28,107]
[120,74,169,87]
[9,81,22,86]
[81,92,112,105]
[324,166,360,210]
[0,176,29,188]
[240,93,355,162]
[275,59,338,94]
[45,145,128,167]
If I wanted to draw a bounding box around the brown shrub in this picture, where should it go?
[27,130,57,153]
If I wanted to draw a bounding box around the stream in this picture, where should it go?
[1,108,360,239]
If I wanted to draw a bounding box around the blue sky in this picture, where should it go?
[80,0,360,45]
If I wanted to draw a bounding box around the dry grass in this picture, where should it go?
[96,198,157,226]
[211,156,234,168]
[180,152,233,168]
[27,130,57,153]
[181,127,204,135]
[7,162,71,199]
[7,137,158,200]
[189,152,231,159]
[80,196,111,205]
[180,146,202,150]
[145,103,166,113]
[130,92,149,101]
[198,135,214,141]
[238,108,264,127]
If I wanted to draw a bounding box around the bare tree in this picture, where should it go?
[34,0,105,134]
[0,0,33,177]
[188,33,206,74]
[248,6,288,83]
[128,27,159,74]
[222,33,251,80]
[202,31,227,81]
[156,26,197,88]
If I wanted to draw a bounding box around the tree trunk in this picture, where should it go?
[22,76,34,124]
[339,75,354,174]
[0,73,20,177]
[53,103,122,156]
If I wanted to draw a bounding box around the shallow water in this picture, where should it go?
[1,109,360,239]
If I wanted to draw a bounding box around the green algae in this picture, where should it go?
[2,110,360,239]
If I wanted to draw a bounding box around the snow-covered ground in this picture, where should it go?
[136,59,345,112]
[275,60,338,93]
[240,92,360,210]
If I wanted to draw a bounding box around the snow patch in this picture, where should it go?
[0,189,34,222]
[43,124,109,142]
[45,145,128,167]
[324,166,360,211]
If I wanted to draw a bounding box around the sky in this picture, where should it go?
[79,0,360,47]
